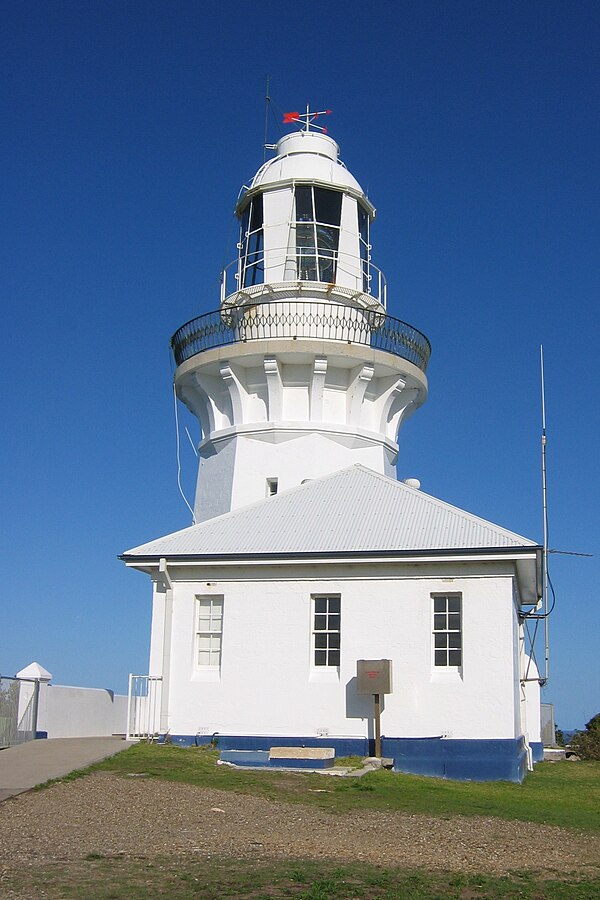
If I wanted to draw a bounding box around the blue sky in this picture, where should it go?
[2,0,598,730]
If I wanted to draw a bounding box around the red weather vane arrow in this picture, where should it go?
[283,105,332,133]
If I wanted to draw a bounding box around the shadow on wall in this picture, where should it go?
[346,675,382,741]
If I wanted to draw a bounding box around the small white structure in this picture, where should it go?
[122,112,542,780]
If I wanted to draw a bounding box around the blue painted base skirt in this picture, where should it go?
[530,741,544,763]
[164,734,530,782]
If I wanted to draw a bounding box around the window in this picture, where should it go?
[294,186,342,283]
[239,194,264,287]
[266,477,278,496]
[313,595,341,667]
[433,594,462,667]
[358,203,370,293]
[196,596,223,668]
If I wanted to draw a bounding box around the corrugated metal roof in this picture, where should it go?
[122,465,537,559]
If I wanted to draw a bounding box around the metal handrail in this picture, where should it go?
[171,300,431,373]
[220,249,387,309]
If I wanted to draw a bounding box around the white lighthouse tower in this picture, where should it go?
[123,111,542,782]
[171,111,430,521]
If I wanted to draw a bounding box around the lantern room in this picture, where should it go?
[221,129,385,311]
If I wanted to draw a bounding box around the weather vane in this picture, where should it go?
[283,105,332,133]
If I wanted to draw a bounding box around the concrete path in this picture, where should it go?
[0,737,133,801]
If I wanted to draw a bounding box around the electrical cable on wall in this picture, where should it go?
[173,382,196,524]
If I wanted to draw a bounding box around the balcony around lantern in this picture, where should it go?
[171,298,431,374]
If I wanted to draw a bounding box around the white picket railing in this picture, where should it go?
[126,675,162,741]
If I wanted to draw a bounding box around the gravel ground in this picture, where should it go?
[0,772,599,877]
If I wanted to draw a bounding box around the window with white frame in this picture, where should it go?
[433,594,462,667]
[313,595,341,667]
[196,596,223,668]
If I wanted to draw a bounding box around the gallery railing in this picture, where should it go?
[219,250,388,309]
[171,300,431,373]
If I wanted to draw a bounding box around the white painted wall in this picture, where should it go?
[182,344,425,521]
[36,683,127,738]
[150,560,523,742]
[196,429,395,521]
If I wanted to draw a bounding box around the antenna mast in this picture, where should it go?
[263,76,271,162]
[540,345,549,681]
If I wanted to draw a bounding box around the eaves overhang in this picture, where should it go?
[120,545,540,564]
[120,545,542,603]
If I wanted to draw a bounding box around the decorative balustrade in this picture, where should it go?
[171,300,431,373]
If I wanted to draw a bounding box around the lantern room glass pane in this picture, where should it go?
[295,186,313,220]
[294,186,341,284]
[250,193,263,230]
[240,195,264,288]
[314,188,342,226]
[358,204,369,243]
[358,203,370,293]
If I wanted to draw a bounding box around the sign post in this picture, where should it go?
[374,690,382,758]
[356,660,393,758]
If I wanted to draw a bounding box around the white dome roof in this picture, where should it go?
[249,131,364,194]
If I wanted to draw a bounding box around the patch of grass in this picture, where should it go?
[92,744,600,833]
[3,857,600,898]
[33,767,90,791]
[333,755,363,769]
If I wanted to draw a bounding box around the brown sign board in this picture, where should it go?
[356,659,392,694]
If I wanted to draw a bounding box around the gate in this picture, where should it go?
[126,675,162,741]
[0,677,39,749]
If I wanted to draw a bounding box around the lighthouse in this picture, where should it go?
[122,111,543,782]
[171,111,430,522]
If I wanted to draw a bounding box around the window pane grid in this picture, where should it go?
[197,597,223,668]
[313,595,341,667]
[432,595,462,667]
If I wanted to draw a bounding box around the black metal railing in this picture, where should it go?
[171,301,431,372]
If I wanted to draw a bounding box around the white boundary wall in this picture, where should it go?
[36,683,127,738]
